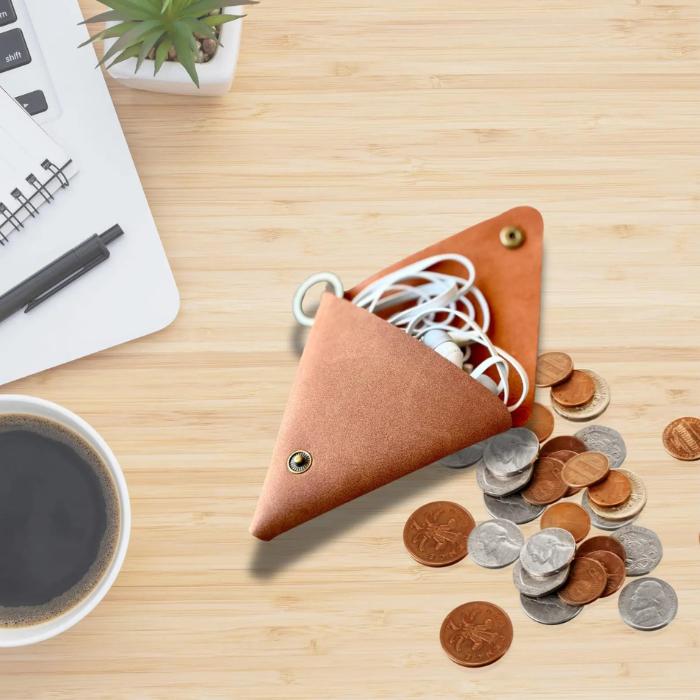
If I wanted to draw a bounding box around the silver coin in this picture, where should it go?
[520,528,576,577]
[574,425,626,469]
[520,592,583,625]
[580,491,638,531]
[483,428,539,478]
[611,525,663,576]
[513,560,569,598]
[439,440,488,468]
[550,369,610,422]
[483,492,545,524]
[618,578,677,631]
[477,459,534,497]
[468,518,524,569]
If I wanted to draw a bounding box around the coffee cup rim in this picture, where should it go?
[0,394,131,647]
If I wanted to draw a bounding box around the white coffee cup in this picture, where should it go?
[0,395,131,647]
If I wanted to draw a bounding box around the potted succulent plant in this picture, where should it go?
[81,0,258,96]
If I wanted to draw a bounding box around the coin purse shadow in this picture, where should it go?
[251,207,545,541]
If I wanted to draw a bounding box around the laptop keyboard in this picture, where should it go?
[0,0,58,120]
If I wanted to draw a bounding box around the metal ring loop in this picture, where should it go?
[292,272,344,327]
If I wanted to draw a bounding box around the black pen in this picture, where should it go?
[0,225,124,324]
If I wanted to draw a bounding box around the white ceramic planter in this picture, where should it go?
[105,6,243,96]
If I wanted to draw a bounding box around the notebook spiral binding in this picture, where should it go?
[0,159,73,247]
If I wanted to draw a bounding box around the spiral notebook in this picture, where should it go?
[0,86,78,245]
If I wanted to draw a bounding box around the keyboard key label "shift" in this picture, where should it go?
[0,28,31,73]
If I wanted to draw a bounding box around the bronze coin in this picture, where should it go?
[575,535,626,565]
[580,550,626,598]
[557,557,607,605]
[539,435,588,460]
[547,450,581,496]
[440,601,513,667]
[663,417,700,461]
[587,470,632,507]
[403,501,475,567]
[521,456,568,506]
[561,451,610,489]
[523,402,555,443]
[540,502,591,543]
[551,370,596,408]
[536,352,574,387]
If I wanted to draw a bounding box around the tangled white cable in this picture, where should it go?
[292,254,529,412]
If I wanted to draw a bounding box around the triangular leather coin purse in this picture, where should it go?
[251,207,543,540]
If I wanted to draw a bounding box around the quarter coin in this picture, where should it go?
[483,493,545,525]
[539,435,587,460]
[520,592,583,625]
[580,492,638,531]
[513,560,569,598]
[581,550,626,598]
[520,528,576,577]
[521,456,568,506]
[523,403,555,443]
[536,352,574,387]
[403,501,475,567]
[618,578,678,631]
[551,370,596,408]
[561,451,610,489]
[468,519,524,569]
[662,417,700,461]
[440,440,488,469]
[540,502,591,543]
[574,425,626,469]
[611,525,663,576]
[587,470,632,507]
[575,534,627,565]
[440,602,514,667]
[587,469,646,522]
[477,459,534,498]
[550,369,611,422]
[557,557,607,606]
[483,428,540,478]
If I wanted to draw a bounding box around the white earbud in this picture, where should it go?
[421,330,464,368]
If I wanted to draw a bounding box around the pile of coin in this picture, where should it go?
[404,353,683,667]
[536,351,610,422]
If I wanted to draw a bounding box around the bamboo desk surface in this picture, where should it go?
[2,1,700,698]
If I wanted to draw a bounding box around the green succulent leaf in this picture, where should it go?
[154,35,172,75]
[98,18,164,67]
[182,0,256,17]
[79,21,135,48]
[81,9,154,24]
[105,42,142,69]
[202,13,244,27]
[136,28,167,71]
[172,24,199,86]
[181,17,217,42]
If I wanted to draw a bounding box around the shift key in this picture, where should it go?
[0,28,31,74]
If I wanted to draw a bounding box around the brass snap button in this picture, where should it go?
[288,450,312,474]
[499,226,525,249]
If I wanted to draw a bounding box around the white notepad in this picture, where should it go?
[0,86,78,245]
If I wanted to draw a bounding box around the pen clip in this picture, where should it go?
[24,256,106,313]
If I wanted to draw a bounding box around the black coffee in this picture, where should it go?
[0,414,120,627]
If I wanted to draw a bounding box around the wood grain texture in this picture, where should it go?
[2,0,699,697]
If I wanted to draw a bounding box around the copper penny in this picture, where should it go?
[547,449,582,496]
[575,535,626,565]
[561,451,610,489]
[541,502,591,543]
[536,352,574,387]
[557,556,607,605]
[539,435,587,460]
[440,601,513,667]
[663,417,700,461]
[551,370,596,408]
[587,470,632,507]
[580,550,626,598]
[523,402,555,443]
[403,502,475,567]
[521,456,568,506]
